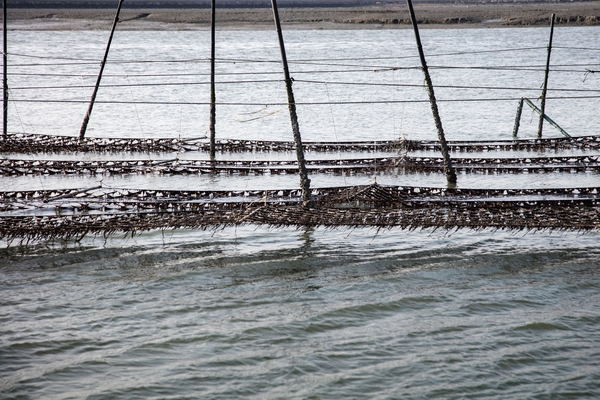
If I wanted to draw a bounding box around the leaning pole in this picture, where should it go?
[537,13,555,139]
[406,0,457,185]
[271,0,313,207]
[209,0,216,161]
[79,0,124,140]
[3,0,7,141]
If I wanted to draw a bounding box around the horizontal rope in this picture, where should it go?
[9,63,597,75]
[9,79,284,90]
[5,46,549,63]
[8,95,600,106]
[8,45,586,66]
[554,46,600,51]
[295,79,600,93]
[9,79,600,93]
[6,68,386,77]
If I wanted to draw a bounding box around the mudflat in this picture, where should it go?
[6,2,600,30]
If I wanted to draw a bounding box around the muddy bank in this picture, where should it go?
[5,2,600,30]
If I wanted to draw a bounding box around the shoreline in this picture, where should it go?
[5,2,600,30]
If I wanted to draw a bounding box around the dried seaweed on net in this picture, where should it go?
[2,133,600,153]
[1,201,599,244]
[0,134,187,153]
[1,184,599,243]
[3,184,598,206]
[397,154,600,173]
[0,157,387,176]
[2,153,600,176]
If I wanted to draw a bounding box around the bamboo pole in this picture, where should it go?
[271,0,313,207]
[406,0,456,185]
[537,13,555,139]
[519,97,570,138]
[79,0,124,140]
[209,0,216,161]
[3,0,7,141]
[512,98,524,138]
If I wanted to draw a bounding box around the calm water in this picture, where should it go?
[2,26,600,398]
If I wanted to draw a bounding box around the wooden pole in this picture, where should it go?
[79,0,124,140]
[209,0,216,161]
[512,98,524,137]
[521,97,570,138]
[537,13,555,139]
[3,0,7,141]
[271,0,313,207]
[406,0,456,185]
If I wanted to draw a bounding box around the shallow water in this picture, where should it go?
[2,26,600,398]
[7,26,600,143]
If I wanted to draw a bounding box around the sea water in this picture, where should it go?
[1,26,600,398]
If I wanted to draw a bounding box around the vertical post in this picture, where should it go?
[3,0,7,141]
[512,97,524,137]
[406,0,456,185]
[271,0,312,207]
[209,0,216,161]
[79,0,124,140]
[537,13,555,139]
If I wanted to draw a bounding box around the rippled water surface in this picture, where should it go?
[2,228,600,398]
[2,25,600,398]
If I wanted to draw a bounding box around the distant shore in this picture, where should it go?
[6,2,600,30]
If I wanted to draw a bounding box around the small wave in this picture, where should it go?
[513,321,571,332]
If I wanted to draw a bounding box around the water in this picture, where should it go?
[2,228,600,398]
[4,26,600,193]
[2,26,600,398]
[8,26,600,143]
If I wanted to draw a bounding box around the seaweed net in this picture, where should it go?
[2,133,600,153]
[2,183,599,243]
[3,132,600,242]
[2,154,599,176]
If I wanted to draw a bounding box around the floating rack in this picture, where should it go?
[401,154,600,173]
[1,183,599,243]
[2,133,600,154]
[1,154,600,176]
